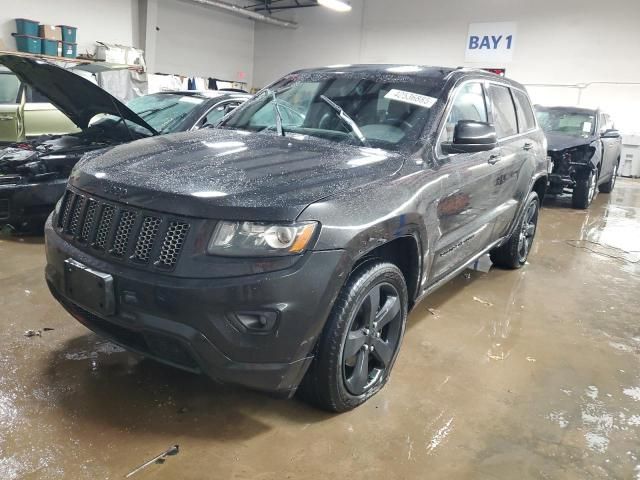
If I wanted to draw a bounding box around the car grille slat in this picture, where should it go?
[94,205,115,251]
[155,221,190,269]
[133,216,161,263]
[58,190,74,229]
[110,210,137,257]
[78,200,98,243]
[66,195,85,236]
[56,188,191,272]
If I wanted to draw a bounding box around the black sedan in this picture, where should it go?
[0,54,249,233]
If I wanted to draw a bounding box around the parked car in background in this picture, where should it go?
[0,54,250,232]
[45,65,548,411]
[535,106,622,208]
[0,66,78,144]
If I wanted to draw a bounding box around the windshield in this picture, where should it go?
[0,72,20,104]
[126,93,205,134]
[536,109,596,137]
[222,75,441,150]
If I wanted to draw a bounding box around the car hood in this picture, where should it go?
[546,132,595,152]
[70,129,405,221]
[0,55,157,134]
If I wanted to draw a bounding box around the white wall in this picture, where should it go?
[0,0,254,86]
[253,0,640,132]
[153,0,254,85]
[0,0,138,56]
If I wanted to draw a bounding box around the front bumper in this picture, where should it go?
[45,217,349,395]
[0,178,66,230]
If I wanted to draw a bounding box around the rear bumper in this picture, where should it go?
[0,178,66,229]
[45,216,349,395]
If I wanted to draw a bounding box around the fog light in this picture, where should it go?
[230,311,278,334]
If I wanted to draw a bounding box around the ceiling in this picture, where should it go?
[243,0,319,13]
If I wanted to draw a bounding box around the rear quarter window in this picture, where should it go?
[513,90,536,132]
[488,84,518,138]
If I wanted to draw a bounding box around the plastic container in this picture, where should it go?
[41,38,61,57]
[62,42,77,58]
[14,18,39,37]
[58,25,77,43]
[13,34,42,54]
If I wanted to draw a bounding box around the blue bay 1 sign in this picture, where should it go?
[465,22,517,63]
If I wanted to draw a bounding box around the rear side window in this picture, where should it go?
[488,84,518,138]
[513,90,536,132]
[441,82,487,144]
[0,73,20,104]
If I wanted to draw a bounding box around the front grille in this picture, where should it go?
[56,188,191,272]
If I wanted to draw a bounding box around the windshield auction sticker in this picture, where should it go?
[385,89,437,109]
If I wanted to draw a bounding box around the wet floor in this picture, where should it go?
[1,179,639,480]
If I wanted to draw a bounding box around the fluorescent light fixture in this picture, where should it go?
[386,65,423,73]
[317,0,352,12]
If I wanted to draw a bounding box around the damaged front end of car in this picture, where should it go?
[547,143,597,195]
[0,137,115,232]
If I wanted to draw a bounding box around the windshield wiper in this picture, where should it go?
[319,95,369,147]
[136,102,179,118]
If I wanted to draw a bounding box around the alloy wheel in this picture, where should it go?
[342,282,403,395]
[517,199,538,263]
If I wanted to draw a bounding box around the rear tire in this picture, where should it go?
[490,191,539,269]
[598,162,619,193]
[297,262,408,412]
[572,169,598,209]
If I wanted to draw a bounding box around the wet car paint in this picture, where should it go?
[1,179,639,478]
[44,66,548,395]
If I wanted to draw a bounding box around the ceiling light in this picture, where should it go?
[317,0,352,12]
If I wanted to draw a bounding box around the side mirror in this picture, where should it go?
[601,129,621,139]
[443,120,497,154]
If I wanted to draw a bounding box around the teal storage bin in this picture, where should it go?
[13,34,42,54]
[14,18,39,36]
[58,25,77,43]
[62,42,77,58]
[41,38,61,57]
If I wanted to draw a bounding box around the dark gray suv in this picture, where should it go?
[45,65,548,411]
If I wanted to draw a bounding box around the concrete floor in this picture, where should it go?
[1,179,639,480]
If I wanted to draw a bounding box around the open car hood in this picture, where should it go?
[0,55,158,134]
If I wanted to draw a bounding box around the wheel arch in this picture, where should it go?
[349,234,422,308]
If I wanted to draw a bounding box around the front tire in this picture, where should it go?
[490,191,539,269]
[298,262,408,412]
[572,169,598,209]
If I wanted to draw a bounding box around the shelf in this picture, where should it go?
[0,49,143,72]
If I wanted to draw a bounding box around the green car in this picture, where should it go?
[0,67,78,144]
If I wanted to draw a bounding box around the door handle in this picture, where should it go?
[488,154,501,165]
[0,115,15,121]
[523,142,534,151]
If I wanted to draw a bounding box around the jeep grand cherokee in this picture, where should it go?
[45,65,548,412]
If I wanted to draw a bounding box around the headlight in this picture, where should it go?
[207,221,318,257]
